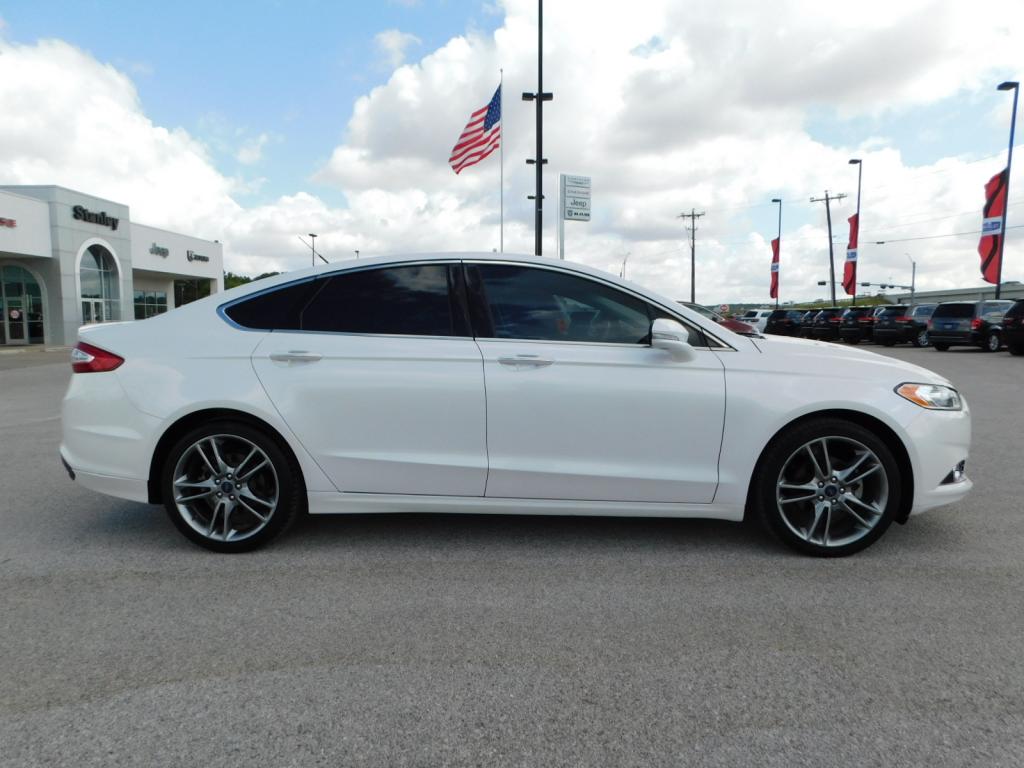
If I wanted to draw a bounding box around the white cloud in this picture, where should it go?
[1,3,1023,302]
[374,29,422,70]
[236,132,272,165]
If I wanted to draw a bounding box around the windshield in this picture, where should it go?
[878,305,908,317]
[932,303,975,319]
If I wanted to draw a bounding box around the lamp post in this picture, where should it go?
[874,240,917,307]
[620,252,631,279]
[355,250,360,260]
[906,253,916,307]
[308,233,317,267]
[771,197,782,307]
[995,81,1019,299]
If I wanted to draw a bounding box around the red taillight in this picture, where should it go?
[928,320,934,329]
[971,318,983,330]
[71,342,124,373]
[894,316,911,323]
[829,317,841,324]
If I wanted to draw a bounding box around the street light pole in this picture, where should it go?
[620,252,630,279]
[995,81,1019,299]
[522,0,553,256]
[308,233,317,267]
[906,253,916,307]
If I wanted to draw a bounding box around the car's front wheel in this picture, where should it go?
[161,421,302,552]
[752,418,900,557]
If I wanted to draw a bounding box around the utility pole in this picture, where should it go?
[810,191,846,306]
[308,233,317,267]
[522,0,553,255]
[678,209,705,303]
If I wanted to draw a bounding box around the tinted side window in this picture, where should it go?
[1006,301,1024,318]
[471,264,673,345]
[300,265,463,336]
[224,280,319,330]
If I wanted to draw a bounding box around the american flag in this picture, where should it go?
[449,85,501,174]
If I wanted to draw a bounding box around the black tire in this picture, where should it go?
[845,338,860,345]
[984,331,1001,353]
[1009,343,1024,357]
[161,420,303,552]
[934,343,950,351]
[752,417,901,557]
[911,329,929,348]
[880,341,896,347]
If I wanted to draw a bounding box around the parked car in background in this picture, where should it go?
[928,300,1014,352]
[799,310,820,338]
[1001,300,1024,356]
[60,252,973,557]
[874,304,936,348]
[838,307,874,344]
[764,309,805,336]
[812,308,844,341]
[738,308,774,334]
[680,302,756,335]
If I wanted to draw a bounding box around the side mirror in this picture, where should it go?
[651,318,697,362]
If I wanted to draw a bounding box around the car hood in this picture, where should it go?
[744,333,953,387]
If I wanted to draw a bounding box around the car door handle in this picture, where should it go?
[269,350,323,363]
[498,355,554,368]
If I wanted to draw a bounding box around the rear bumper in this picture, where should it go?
[927,331,979,346]
[839,327,864,341]
[60,446,150,503]
[60,371,160,503]
[874,327,914,343]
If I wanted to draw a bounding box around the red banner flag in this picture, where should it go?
[978,168,1008,284]
[843,213,858,296]
[769,237,780,299]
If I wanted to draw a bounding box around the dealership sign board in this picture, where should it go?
[561,174,591,221]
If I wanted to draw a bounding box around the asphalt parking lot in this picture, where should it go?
[1,344,1022,767]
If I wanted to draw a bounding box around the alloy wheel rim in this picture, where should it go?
[918,330,928,346]
[988,334,1000,351]
[776,436,889,548]
[172,434,279,542]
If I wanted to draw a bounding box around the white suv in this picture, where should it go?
[739,309,773,333]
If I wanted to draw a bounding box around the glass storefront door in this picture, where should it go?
[1,265,44,346]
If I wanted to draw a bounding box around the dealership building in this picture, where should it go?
[0,185,223,346]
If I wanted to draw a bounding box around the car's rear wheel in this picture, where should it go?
[912,329,929,348]
[880,341,896,347]
[934,343,950,351]
[845,337,860,345]
[161,421,302,552]
[984,331,1001,352]
[753,418,900,557]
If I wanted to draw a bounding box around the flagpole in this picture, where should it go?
[996,81,1019,299]
[500,68,504,253]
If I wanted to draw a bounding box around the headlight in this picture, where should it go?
[895,383,962,410]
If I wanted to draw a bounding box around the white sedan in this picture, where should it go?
[61,253,972,556]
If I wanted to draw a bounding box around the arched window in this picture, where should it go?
[80,244,120,324]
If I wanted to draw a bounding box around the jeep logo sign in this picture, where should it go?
[186,250,210,263]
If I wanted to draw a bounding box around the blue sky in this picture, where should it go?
[1,0,503,206]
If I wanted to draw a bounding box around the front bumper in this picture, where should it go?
[903,401,973,515]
